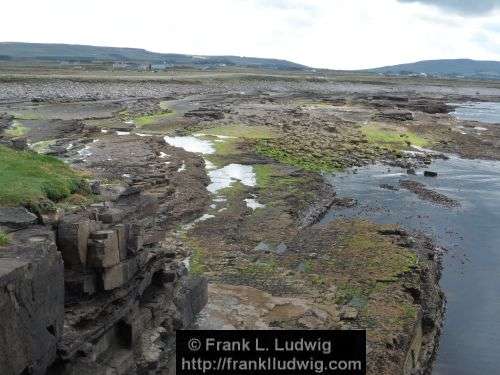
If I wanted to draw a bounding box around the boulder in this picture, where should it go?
[0,207,38,229]
[174,276,208,327]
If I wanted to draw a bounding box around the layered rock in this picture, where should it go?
[0,228,64,375]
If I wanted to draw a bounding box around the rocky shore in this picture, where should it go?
[1,69,499,374]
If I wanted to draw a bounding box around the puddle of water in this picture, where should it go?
[163,135,257,195]
[164,136,215,154]
[322,156,500,375]
[450,102,500,124]
[204,158,217,170]
[77,145,92,158]
[245,198,265,210]
[116,131,130,136]
[207,164,256,193]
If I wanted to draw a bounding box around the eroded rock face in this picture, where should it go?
[0,228,64,375]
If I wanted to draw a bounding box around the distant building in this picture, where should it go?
[138,63,152,71]
[151,63,173,70]
[112,62,130,69]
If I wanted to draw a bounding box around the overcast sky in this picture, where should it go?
[2,0,500,69]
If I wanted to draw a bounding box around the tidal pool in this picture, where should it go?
[164,135,257,195]
[322,156,500,375]
[164,136,215,154]
[207,164,256,193]
[450,101,500,124]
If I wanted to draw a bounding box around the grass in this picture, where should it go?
[0,145,88,207]
[190,247,206,276]
[200,124,278,166]
[0,231,9,247]
[361,123,429,149]
[133,109,175,127]
[12,112,41,120]
[5,120,29,137]
[30,140,56,153]
[256,141,341,172]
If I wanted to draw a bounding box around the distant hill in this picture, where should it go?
[0,42,307,70]
[368,59,500,79]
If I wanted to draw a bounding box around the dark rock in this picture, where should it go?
[11,137,28,150]
[379,183,399,191]
[424,170,438,177]
[174,276,208,327]
[0,231,64,375]
[89,180,101,195]
[373,110,414,121]
[0,207,38,229]
[57,216,90,269]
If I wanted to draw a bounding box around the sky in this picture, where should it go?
[1,0,500,69]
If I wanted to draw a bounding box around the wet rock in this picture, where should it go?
[400,179,460,207]
[379,183,399,191]
[0,207,38,229]
[424,170,438,177]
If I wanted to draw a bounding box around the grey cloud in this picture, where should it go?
[398,0,500,15]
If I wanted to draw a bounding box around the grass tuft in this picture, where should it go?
[0,231,9,247]
[5,120,29,137]
[0,145,88,206]
[133,110,175,127]
[361,123,428,149]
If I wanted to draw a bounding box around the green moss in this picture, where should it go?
[241,259,278,277]
[401,302,417,320]
[0,231,9,247]
[13,112,41,120]
[361,123,428,149]
[5,120,28,137]
[190,247,206,276]
[256,140,340,172]
[0,145,88,206]
[342,228,418,282]
[133,110,175,127]
[200,125,278,166]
